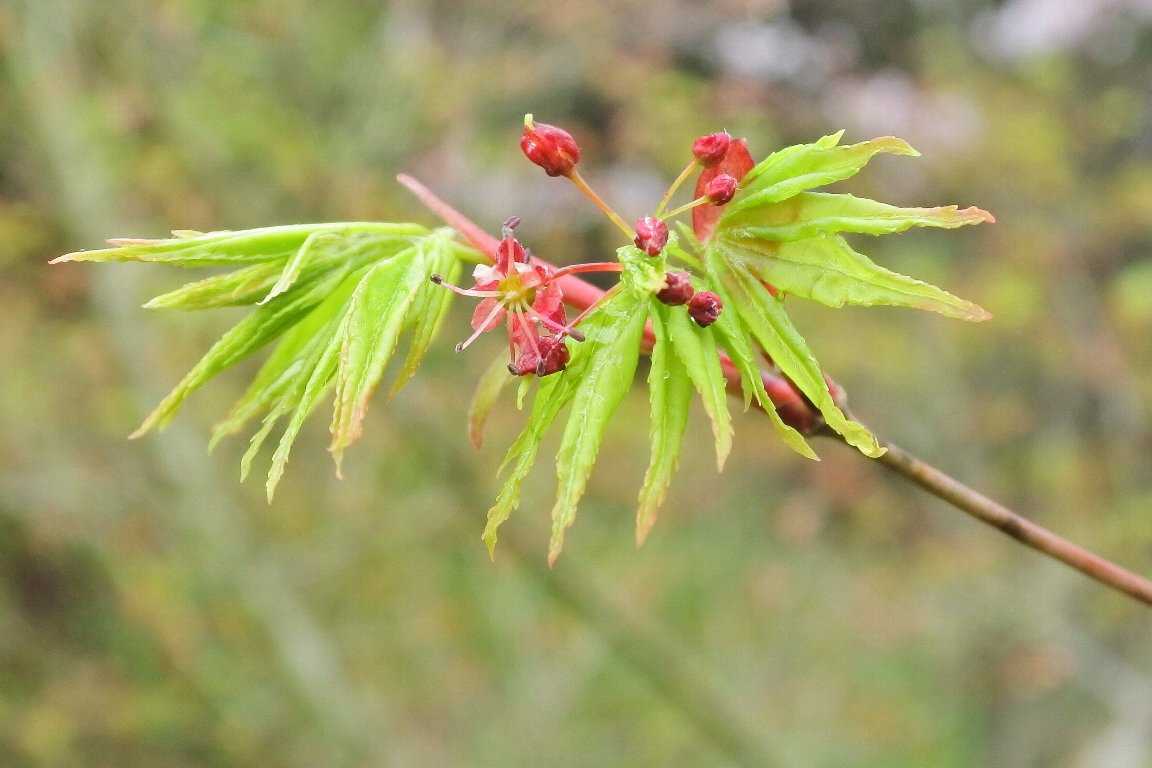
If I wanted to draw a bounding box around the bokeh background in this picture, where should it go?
[3,0,1152,765]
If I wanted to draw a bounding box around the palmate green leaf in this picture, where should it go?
[131,258,357,437]
[636,306,693,545]
[92,222,475,498]
[716,235,990,320]
[548,290,648,564]
[717,253,883,458]
[731,132,917,212]
[210,271,361,453]
[482,290,649,560]
[117,223,438,438]
[324,232,465,471]
[53,222,426,267]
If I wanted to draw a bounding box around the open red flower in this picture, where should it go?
[431,218,581,376]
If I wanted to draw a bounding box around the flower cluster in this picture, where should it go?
[433,117,744,372]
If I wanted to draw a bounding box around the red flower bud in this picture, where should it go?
[692,132,732,167]
[633,216,669,257]
[520,115,580,177]
[687,291,722,327]
[704,174,737,205]
[656,271,694,306]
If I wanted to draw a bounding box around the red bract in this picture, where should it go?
[634,216,669,257]
[692,131,732,167]
[692,138,755,242]
[521,115,581,177]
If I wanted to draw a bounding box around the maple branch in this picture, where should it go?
[398,173,1152,609]
[868,437,1152,607]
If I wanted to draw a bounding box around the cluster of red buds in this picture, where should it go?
[653,270,722,326]
[432,117,741,374]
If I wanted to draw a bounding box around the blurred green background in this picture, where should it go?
[3,0,1152,765]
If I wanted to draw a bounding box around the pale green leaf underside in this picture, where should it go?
[113,224,468,500]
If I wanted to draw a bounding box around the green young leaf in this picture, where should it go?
[389,234,467,398]
[731,134,918,213]
[92,223,471,499]
[210,272,361,452]
[142,233,416,310]
[483,370,578,556]
[54,222,427,267]
[548,290,648,564]
[132,259,356,437]
[468,355,515,450]
[716,235,990,320]
[706,284,818,461]
[328,249,425,471]
[722,191,994,242]
[663,302,732,471]
[144,261,291,310]
[636,306,693,545]
[265,326,345,499]
[717,254,883,458]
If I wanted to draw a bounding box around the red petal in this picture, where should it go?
[471,298,505,332]
[509,311,537,343]
[532,281,566,327]
[692,138,755,242]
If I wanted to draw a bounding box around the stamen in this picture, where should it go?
[455,301,506,352]
[524,306,586,342]
[430,274,502,298]
[654,160,700,217]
